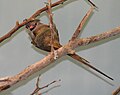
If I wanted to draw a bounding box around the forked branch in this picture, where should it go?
[0,0,67,43]
[0,0,120,94]
[31,75,61,95]
[0,26,120,92]
[112,86,120,95]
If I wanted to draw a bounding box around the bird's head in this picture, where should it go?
[25,19,40,31]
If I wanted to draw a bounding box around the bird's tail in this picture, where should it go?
[88,0,98,9]
[68,53,114,81]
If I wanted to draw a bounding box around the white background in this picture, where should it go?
[0,0,120,95]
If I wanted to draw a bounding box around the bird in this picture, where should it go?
[25,19,113,81]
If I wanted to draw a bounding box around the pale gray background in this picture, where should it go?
[0,0,120,95]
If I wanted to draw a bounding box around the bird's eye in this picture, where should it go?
[26,25,29,29]
[35,22,37,26]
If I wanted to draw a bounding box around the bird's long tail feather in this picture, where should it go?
[68,53,114,80]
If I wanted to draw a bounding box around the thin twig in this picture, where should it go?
[31,75,40,95]
[71,6,94,41]
[46,0,55,52]
[112,86,120,95]
[31,75,61,95]
[0,0,67,43]
[46,0,59,60]
[0,26,120,92]
[0,20,27,43]
[0,0,120,93]
[31,75,41,95]
[30,0,67,19]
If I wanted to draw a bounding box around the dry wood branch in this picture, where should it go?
[46,0,55,52]
[71,6,94,40]
[30,0,67,19]
[0,21,27,43]
[31,75,61,95]
[0,0,67,43]
[46,0,59,59]
[77,26,120,46]
[31,75,41,95]
[0,0,120,94]
[112,86,120,95]
[0,26,120,92]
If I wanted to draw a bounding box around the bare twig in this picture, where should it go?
[77,26,120,46]
[0,26,120,92]
[31,75,61,95]
[46,0,59,59]
[46,0,55,52]
[0,0,67,43]
[31,75,41,95]
[0,20,27,43]
[30,0,67,19]
[112,86,120,95]
[0,0,120,93]
[71,6,94,41]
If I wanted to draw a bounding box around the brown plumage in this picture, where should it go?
[26,19,113,81]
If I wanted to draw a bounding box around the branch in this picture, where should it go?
[46,0,59,59]
[30,0,67,19]
[71,6,94,40]
[0,20,26,43]
[0,26,120,92]
[46,0,56,52]
[31,75,61,95]
[31,75,41,95]
[0,0,120,94]
[0,0,67,43]
[112,86,120,95]
[77,26,120,46]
